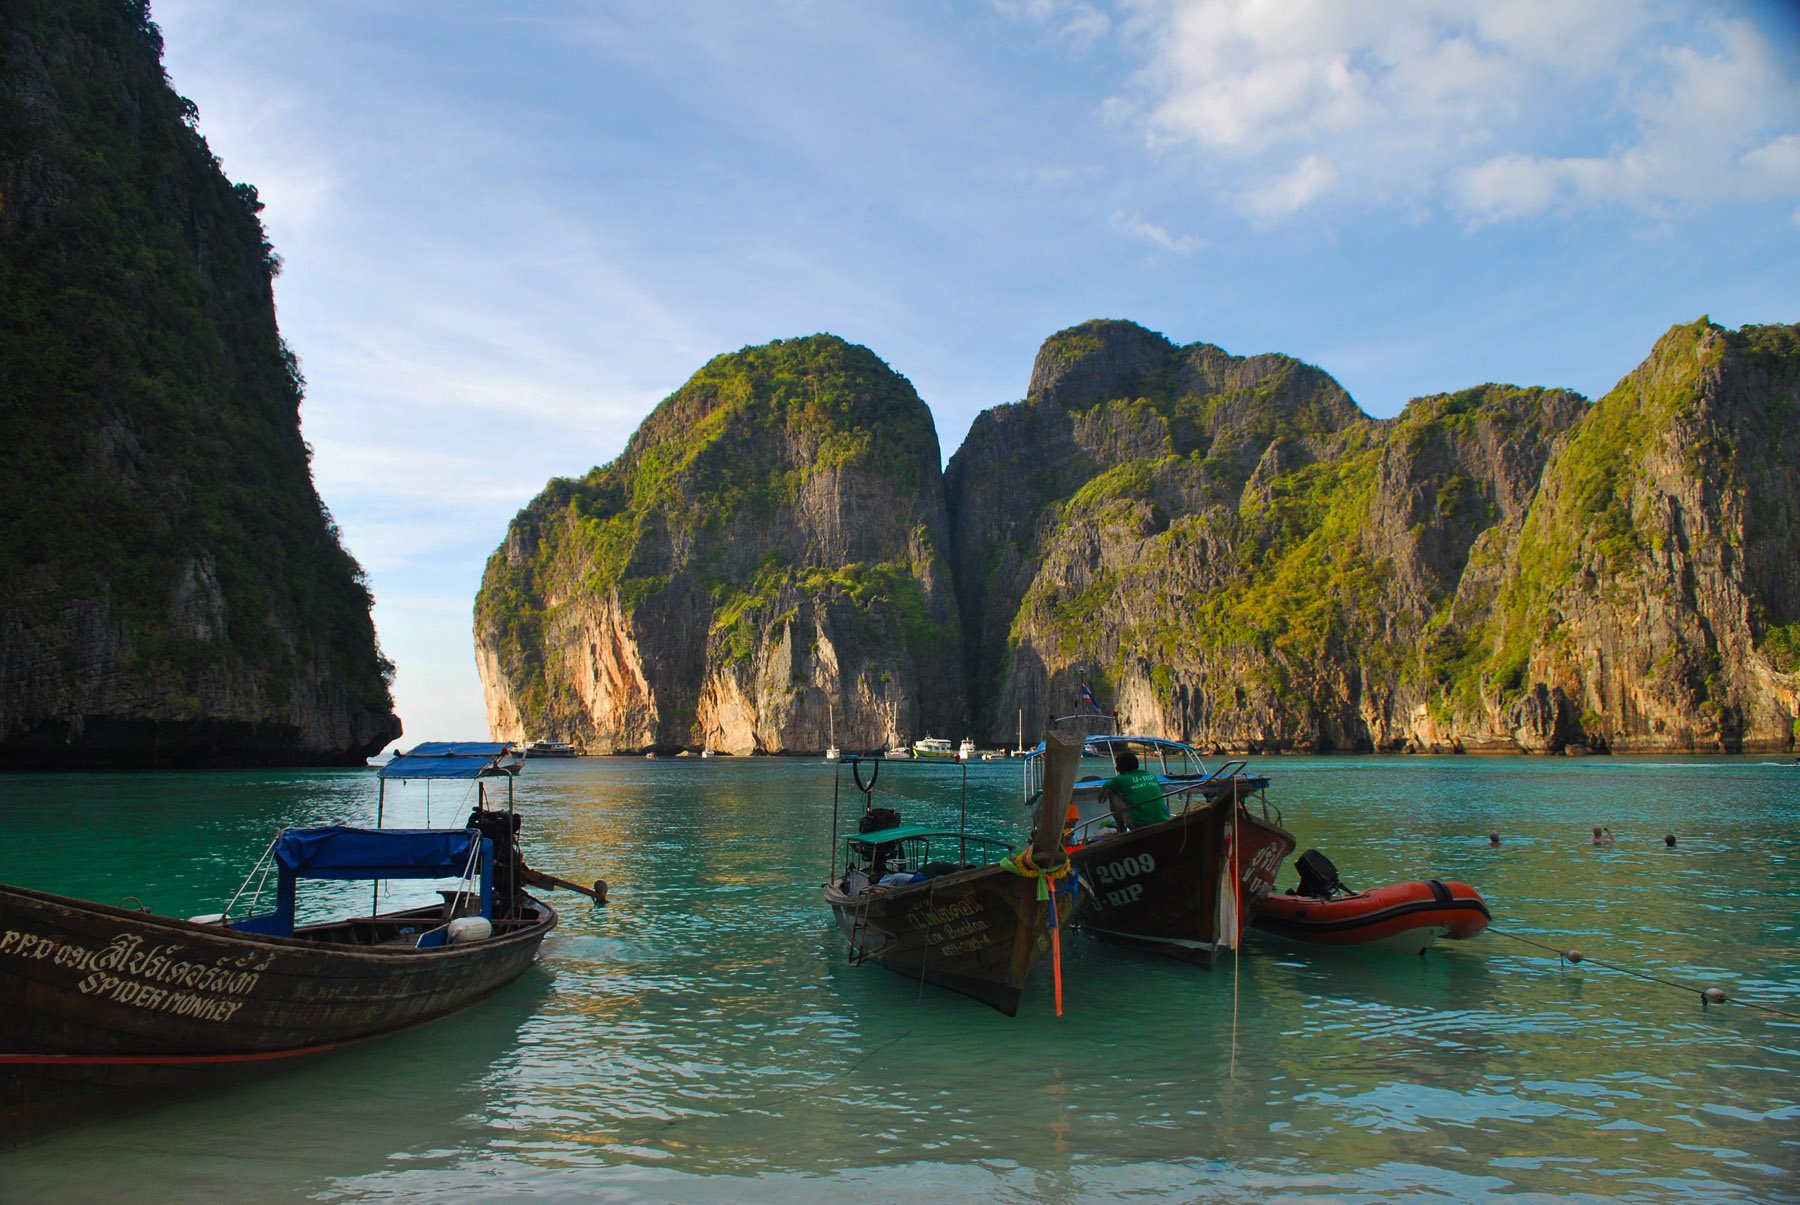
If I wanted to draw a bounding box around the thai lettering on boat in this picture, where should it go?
[904,897,980,930]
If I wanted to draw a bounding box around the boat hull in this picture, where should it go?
[0,882,555,1137]
[1069,795,1295,966]
[1251,880,1490,951]
[823,865,1051,1016]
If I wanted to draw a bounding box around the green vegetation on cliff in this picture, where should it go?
[1474,321,1720,705]
[965,321,1626,748]
[486,313,1798,755]
[477,334,960,745]
[0,0,397,764]
[983,317,1800,752]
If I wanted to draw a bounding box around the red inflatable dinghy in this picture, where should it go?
[1251,850,1489,952]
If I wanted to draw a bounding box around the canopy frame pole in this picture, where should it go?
[372,778,386,914]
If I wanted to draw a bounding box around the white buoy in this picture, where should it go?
[446,916,493,945]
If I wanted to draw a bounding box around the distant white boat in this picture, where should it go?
[957,737,976,761]
[825,699,840,762]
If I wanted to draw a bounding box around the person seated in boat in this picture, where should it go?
[1100,750,1167,831]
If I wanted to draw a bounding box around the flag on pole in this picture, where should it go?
[1078,680,1097,712]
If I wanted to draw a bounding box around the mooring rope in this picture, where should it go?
[1487,925,1800,1020]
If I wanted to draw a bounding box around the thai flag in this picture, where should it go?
[1079,680,1097,712]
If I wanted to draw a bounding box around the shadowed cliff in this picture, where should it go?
[0,0,400,767]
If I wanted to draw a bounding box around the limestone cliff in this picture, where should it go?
[0,0,400,767]
[475,335,963,754]
[946,318,1798,754]
[1476,320,1800,752]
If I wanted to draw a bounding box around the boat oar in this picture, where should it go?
[522,863,609,904]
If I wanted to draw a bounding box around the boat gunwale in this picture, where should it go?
[1,880,557,961]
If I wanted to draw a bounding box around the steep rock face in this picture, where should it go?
[947,317,1797,755]
[483,317,1797,757]
[1357,384,1588,750]
[475,336,963,754]
[947,319,1375,745]
[1477,321,1800,751]
[0,1,399,768]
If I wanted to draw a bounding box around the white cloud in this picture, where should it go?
[1241,154,1338,222]
[309,441,555,512]
[1454,16,1800,223]
[1113,211,1204,251]
[993,0,1113,50]
[1111,1,1800,223]
[1744,133,1800,185]
[1452,154,1567,223]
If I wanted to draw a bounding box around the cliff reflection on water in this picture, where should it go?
[0,755,1794,1201]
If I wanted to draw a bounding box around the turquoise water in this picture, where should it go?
[1,755,1795,1201]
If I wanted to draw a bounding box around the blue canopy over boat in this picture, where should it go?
[379,741,519,780]
[272,825,484,880]
[232,825,494,938]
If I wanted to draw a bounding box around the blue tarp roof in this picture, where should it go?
[272,825,484,881]
[379,741,518,779]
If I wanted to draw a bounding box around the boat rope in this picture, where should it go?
[1486,925,1800,1020]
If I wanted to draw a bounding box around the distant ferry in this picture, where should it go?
[524,740,579,758]
[912,736,957,759]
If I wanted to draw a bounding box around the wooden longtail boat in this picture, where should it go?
[0,742,558,1142]
[1028,731,1296,965]
[821,730,1080,1015]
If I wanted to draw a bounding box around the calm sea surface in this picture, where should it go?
[1,754,1795,1202]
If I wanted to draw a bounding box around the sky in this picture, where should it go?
[147,0,1800,751]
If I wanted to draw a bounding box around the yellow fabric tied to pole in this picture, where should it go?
[1001,845,1071,899]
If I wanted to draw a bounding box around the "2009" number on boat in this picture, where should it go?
[1091,853,1157,884]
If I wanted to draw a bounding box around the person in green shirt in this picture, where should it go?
[1100,750,1167,831]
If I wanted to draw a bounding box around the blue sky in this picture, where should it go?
[149,1,1800,749]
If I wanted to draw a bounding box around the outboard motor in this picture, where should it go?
[1294,848,1347,899]
[466,807,525,916]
